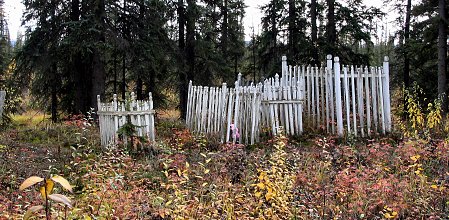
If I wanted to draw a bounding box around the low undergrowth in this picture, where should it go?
[0,111,448,219]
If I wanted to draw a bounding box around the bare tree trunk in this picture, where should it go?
[51,64,58,122]
[178,0,187,119]
[288,0,297,60]
[438,0,447,112]
[311,0,319,65]
[404,0,411,89]
[326,0,336,55]
[222,0,228,59]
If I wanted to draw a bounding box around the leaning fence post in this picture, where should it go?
[334,57,344,136]
[383,56,391,132]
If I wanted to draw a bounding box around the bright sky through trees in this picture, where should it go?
[5,0,389,42]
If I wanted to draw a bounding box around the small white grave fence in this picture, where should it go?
[186,55,392,142]
[186,81,262,144]
[300,55,392,136]
[97,93,155,146]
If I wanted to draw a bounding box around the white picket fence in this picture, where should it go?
[0,91,5,120]
[186,55,392,142]
[300,55,392,136]
[260,56,305,136]
[186,81,262,144]
[97,93,155,146]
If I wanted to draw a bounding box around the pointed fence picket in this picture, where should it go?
[97,93,155,146]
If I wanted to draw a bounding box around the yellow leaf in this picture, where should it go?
[163,170,169,178]
[265,192,274,201]
[19,176,44,191]
[23,205,44,220]
[256,182,265,190]
[410,155,420,162]
[431,184,438,189]
[200,153,207,158]
[40,179,54,200]
[51,175,72,193]
[84,215,92,220]
[204,169,210,174]
[165,200,173,206]
[177,169,182,177]
[202,182,208,187]
[186,162,190,168]
[48,194,72,208]
[206,159,212,163]
[392,211,398,217]
[255,191,262,198]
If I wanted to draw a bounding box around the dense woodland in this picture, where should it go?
[1,0,449,219]
[0,0,447,120]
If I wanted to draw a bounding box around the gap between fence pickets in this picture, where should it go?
[97,93,156,147]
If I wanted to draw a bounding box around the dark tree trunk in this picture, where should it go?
[178,0,187,119]
[185,0,195,85]
[90,0,106,110]
[222,0,228,58]
[136,0,145,101]
[91,49,106,109]
[288,0,297,60]
[122,0,128,100]
[122,54,126,100]
[136,76,143,100]
[180,0,195,119]
[326,0,336,54]
[271,0,277,55]
[438,0,447,112]
[404,0,411,89]
[51,64,58,122]
[311,0,319,65]
[71,0,87,113]
[113,53,117,94]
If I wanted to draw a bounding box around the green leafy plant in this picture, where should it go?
[19,175,73,220]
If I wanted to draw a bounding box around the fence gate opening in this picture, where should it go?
[97,93,155,146]
[186,55,392,143]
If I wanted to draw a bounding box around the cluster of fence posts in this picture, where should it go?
[97,92,155,146]
[301,55,391,136]
[260,56,305,136]
[0,91,5,122]
[186,80,262,145]
[186,54,392,142]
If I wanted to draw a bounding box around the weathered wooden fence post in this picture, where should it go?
[0,91,6,122]
[383,56,391,132]
[334,57,344,136]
